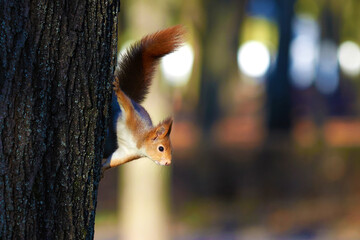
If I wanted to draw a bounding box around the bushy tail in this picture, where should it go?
[114,25,185,103]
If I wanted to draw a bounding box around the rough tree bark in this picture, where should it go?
[0,1,120,239]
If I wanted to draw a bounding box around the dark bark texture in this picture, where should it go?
[0,1,120,239]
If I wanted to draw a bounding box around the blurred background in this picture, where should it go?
[95,0,360,239]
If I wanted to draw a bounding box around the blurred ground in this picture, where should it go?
[95,136,360,239]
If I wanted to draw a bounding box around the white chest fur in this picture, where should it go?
[103,118,145,169]
[115,116,146,157]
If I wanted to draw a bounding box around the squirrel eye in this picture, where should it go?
[158,146,164,152]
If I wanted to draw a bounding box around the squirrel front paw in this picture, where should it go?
[113,77,120,91]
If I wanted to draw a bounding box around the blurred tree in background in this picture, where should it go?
[198,0,247,134]
[266,0,296,131]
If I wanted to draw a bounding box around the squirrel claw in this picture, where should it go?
[113,77,120,91]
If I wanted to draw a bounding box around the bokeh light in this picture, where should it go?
[290,15,319,89]
[338,41,360,77]
[315,39,339,94]
[161,43,194,86]
[237,40,270,79]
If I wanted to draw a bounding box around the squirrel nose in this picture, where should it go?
[165,161,170,166]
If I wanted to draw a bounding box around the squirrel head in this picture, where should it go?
[143,117,173,166]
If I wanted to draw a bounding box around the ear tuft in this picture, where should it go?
[163,117,173,136]
[154,117,173,139]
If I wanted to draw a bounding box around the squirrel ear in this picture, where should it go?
[154,117,173,139]
[164,117,173,136]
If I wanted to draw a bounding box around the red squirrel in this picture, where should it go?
[102,25,185,173]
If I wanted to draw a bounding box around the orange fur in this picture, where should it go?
[142,118,173,165]
[113,79,142,137]
[113,77,172,166]
[102,26,185,174]
[114,25,185,103]
[141,25,185,82]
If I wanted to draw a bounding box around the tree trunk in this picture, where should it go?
[198,0,247,135]
[0,1,120,239]
[266,0,295,131]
